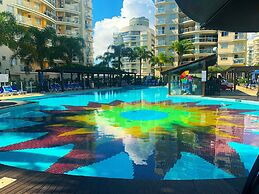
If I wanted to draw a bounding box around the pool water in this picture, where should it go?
[0,87,258,180]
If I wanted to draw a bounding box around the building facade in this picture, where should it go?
[113,17,155,76]
[253,35,259,65]
[217,31,247,66]
[0,0,93,80]
[247,40,254,66]
[155,0,247,67]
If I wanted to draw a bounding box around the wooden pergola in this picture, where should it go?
[36,67,137,92]
[223,66,259,90]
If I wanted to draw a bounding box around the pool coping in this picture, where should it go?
[0,164,246,194]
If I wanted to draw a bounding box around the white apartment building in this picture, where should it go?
[113,17,155,76]
[155,0,247,67]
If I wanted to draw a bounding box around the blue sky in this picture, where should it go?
[93,0,155,58]
[93,0,123,26]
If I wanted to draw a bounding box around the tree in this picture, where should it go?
[13,26,57,70]
[150,53,173,80]
[53,36,85,65]
[108,44,133,70]
[133,46,153,80]
[0,12,21,50]
[96,52,112,68]
[169,40,194,66]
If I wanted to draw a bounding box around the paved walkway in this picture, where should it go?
[0,165,245,194]
[213,86,259,101]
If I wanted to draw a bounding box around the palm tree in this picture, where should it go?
[108,44,133,70]
[96,52,112,68]
[150,53,173,80]
[169,40,194,66]
[133,46,153,80]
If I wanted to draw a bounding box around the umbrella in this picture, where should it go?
[175,0,259,32]
[180,70,189,79]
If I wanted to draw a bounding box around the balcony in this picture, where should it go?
[156,0,172,4]
[179,17,193,23]
[16,15,43,29]
[56,17,80,27]
[234,33,246,40]
[56,4,80,14]
[180,26,196,33]
[233,47,246,53]
[233,58,245,64]
[197,48,214,54]
[41,0,56,10]
[15,0,56,23]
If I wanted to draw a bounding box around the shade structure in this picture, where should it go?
[175,0,259,32]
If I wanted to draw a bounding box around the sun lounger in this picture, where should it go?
[2,86,17,95]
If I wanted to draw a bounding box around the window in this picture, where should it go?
[35,18,41,25]
[221,55,228,61]
[169,26,175,30]
[221,43,228,49]
[7,5,14,13]
[2,56,6,61]
[221,31,229,37]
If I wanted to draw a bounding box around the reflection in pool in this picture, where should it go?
[0,87,258,180]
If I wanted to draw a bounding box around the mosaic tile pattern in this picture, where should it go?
[0,88,258,180]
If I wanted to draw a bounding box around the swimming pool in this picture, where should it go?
[0,87,258,180]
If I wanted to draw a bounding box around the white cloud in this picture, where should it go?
[93,0,155,60]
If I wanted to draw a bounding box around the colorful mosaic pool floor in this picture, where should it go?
[0,87,258,180]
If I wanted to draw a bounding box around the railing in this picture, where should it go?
[16,0,56,20]
[57,4,80,12]
[16,15,42,28]
[180,27,196,33]
[233,47,246,52]
[234,33,246,40]
[180,17,192,23]
[233,58,245,64]
[197,48,214,54]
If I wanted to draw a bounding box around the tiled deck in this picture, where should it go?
[0,164,246,194]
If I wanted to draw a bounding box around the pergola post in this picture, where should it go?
[97,74,100,89]
[109,74,112,87]
[70,73,73,83]
[60,71,64,92]
[119,73,122,87]
[38,71,42,92]
[234,71,237,91]
[134,74,137,85]
[201,61,207,96]
[103,74,106,87]
[82,73,85,90]
[168,73,171,95]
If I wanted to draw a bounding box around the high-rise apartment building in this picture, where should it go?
[252,35,259,65]
[0,0,93,79]
[247,40,254,66]
[217,32,247,66]
[155,0,247,67]
[113,17,155,76]
[56,0,93,65]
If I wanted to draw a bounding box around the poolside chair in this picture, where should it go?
[11,85,27,95]
[2,86,17,95]
[242,155,259,194]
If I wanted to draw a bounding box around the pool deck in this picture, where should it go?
[0,164,246,194]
